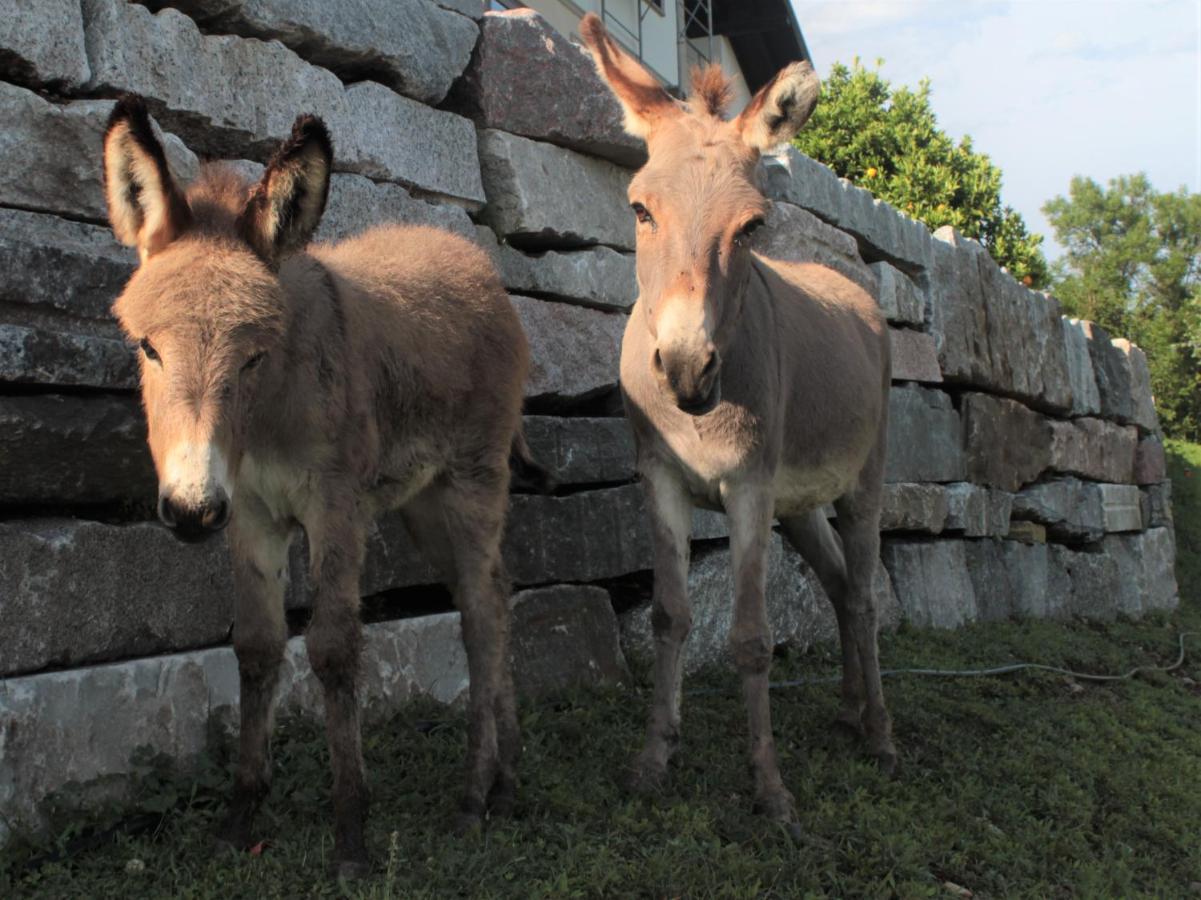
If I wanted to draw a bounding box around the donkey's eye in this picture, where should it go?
[242,351,265,372]
[631,202,655,227]
[139,337,160,363]
[736,218,766,244]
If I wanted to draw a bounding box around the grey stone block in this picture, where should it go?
[1141,482,1172,528]
[760,147,934,272]
[929,227,991,385]
[318,172,477,243]
[477,129,634,250]
[1104,528,1178,615]
[756,199,876,296]
[961,392,1052,492]
[885,385,966,483]
[964,539,1070,623]
[483,235,637,312]
[882,538,976,629]
[880,483,948,533]
[1076,320,1159,432]
[150,0,478,105]
[521,416,636,485]
[1012,477,1105,543]
[449,9,644,167]
[1133,434,1168,485]
[870,261,926,327]
[0,323,137,390]
[510,294,625,402]
[1048,416,1137,484]
[0,0,90,88]
[1097,483,1143,533]
[944,483,1012,537]
[889,327,941,383]
[1061,317,1102,416]
[1049,544,1120,620]
[0,394,155,507]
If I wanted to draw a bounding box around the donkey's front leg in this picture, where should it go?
[724,483,796,828]
[629,464,692,793]
[217,509,291,852]
[305,502,370,878]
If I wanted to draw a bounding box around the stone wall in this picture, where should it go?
[0,2,1178,838]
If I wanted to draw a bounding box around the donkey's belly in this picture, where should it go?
[771,460,859,518]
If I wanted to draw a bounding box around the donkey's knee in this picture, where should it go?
[729,632,773,675]
[305,607,362,691]
[651,600,691,646]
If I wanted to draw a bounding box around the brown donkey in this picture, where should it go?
[102,97,531,876]
[580,16,897,830]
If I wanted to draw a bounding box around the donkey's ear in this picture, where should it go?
[237,115,332,266]
[579,13,681,138]
[103,95,190,260]
[736,61,820,152]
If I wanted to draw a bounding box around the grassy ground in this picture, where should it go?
[4,447,1199,899]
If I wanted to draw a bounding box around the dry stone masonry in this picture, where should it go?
[0,2,1179,840]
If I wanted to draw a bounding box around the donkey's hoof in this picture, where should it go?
[829,712,865,740]
[333,858,372,881]
[486,781,517,819]
[870,747,901,779]
[453,810,485,837]
[752,788,797,826]
[625,760,669,796]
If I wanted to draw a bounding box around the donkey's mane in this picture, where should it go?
[690,65,733,118]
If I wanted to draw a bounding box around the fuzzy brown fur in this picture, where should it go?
[104,100,529,877]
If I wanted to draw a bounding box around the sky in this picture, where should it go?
[788,0,1201,258]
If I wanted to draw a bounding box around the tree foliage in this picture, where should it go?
[1044,174,1201,440]
[793,60,1048,286]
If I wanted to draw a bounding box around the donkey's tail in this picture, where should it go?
[509,430,557,494]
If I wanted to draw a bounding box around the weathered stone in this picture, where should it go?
[1140,482,1172,528]
[760,147,934,272]
[521,416,635,485]
[961,392,1052,492]
[1011,477,1104,543]
[1007,520,1047,544]
[885,385,966,483]
[82,0,484,206]
[0,209,135,322]
[1048,416,1137,484]
[929,227,990,385]
[150,0,478,105]
[1049,544,1120,621]
[0,324,137,390]
[0,394,155,507]
[889,328,941,383]
[508,585,628,698]
[483,235,637,312]
[756,200,876,295]
[881,538,976,629]
[0,519,233,677]
[964,539,1070,622]
[1133,435,1168,485]
[944,482,1012,537]
[433,0,482,17]
[880,483,948,533]
[1061,318,1102,416]
[1111,339,1158,432]
[1076,320,1159,431]
[318,172,476,243]
[0,0,90,88]
[1097,483,1143,533]
[870,261,925,327]
[477,129,634,249]
[510,295,625,402]
[0,81,196,222]
[1104,528,1178,615]
[449,9,644,167]
[962,539,1013,622]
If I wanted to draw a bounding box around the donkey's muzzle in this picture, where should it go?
[158,491,231,543]
[655,345,722,415]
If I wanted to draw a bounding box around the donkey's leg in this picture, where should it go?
[304,499,371,877]
[724,483,796,826]
[832,484,897,776]
[439,474,516,830]
[628,464,693,793]
[217,510,291,850]
[780,509,865,737]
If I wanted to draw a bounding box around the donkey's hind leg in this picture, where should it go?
[218,508,291,852]
[779,508,866,738]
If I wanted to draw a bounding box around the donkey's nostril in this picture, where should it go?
[652,348,664,373]
[158,494,178,527]
[701,350,718,378]
[203,497,231,531]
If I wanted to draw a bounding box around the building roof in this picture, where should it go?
[699,0,812,93]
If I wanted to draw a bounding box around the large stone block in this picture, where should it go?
[484,235,637,312]
[880,483,948,533]
[889,328,941,383]
[82,0,484,206]
[521,416,636,485]
[477,129,634,249]
[964,539,1070,622]
[1048,416,1137,484]
[0,0,90,88]
[961,392,1052,492]
[510,294,625,402]
[756,200,876,295]
[0,208,135,322]
[1061,318,1102,416]
[1049,544,1120,620]
[449,9,644,167]
[944,482,1012,537]
[885,384,966,483]
[1140,482,1172,528]
[318,172,476,243]
[1011,477,1104,543]
[760,147,934,272]
[870,261,926,327]
[1133,435,1168,485]
[882,538,976,629]
[1104,528,1178,615]
[1097,483,1143,533]
[0,81,196,222]
[1111,338,1158,432]
[0,394,155,507]
[1076,320,1159,431]
[929,227,990,385]
[149,0,477,105]
[0,323,137,390]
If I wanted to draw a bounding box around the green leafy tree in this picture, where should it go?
[1044,174,1201,440]
[794,60,1048,286]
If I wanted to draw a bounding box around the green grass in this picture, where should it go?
[4,450,1200,899]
